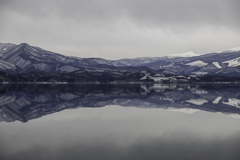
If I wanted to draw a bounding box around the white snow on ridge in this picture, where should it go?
[186,61,208,67]
[223,98,240,108]
[212,62,222,69]
[223,57,240,67]
[186,99,208,105]
[168,51,198,58]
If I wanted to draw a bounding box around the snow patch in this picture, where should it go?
[212,62,222,69]
[186,61,208,67]
[213,96,222,104]
[223,98,240,108]
[223,57,240,67]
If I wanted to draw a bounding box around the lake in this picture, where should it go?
[0,84,240,160]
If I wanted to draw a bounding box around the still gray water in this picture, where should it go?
[1,84,240,160]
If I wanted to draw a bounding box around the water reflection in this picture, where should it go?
[1,84,240,122]
[1,84,240,160]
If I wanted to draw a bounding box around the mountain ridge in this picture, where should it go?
[1,43,240,78]
[0,43,153,74]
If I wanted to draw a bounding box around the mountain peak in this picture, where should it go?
[19,43,30,49]
[19,43,29,46]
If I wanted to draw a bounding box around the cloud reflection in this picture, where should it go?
[3,131,240,160]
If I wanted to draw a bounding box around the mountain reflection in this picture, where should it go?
[1,84,240,122]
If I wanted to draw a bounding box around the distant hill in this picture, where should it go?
[1,43,240,78]
[0,43,149,74]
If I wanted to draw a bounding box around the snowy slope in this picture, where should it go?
[223,98,240,108]
[212,62,222,69]
[186,61,208,67]
[0,43,16,56]
[1,43,240,77]
[213,96,222,104]
[0,43,115,73]
[223,57,240,67]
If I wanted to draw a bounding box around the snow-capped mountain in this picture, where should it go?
[0,43,127,73]
[110,49,240,77]
[1,43,240,77]
[110,52,198,67]
[129,49,240,77]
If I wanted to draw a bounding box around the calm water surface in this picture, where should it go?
[0,84,240,160]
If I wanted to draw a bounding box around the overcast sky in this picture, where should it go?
[0,0,240,59]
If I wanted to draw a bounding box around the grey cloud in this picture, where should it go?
[1,0,240,28]
[0,0,240,59]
